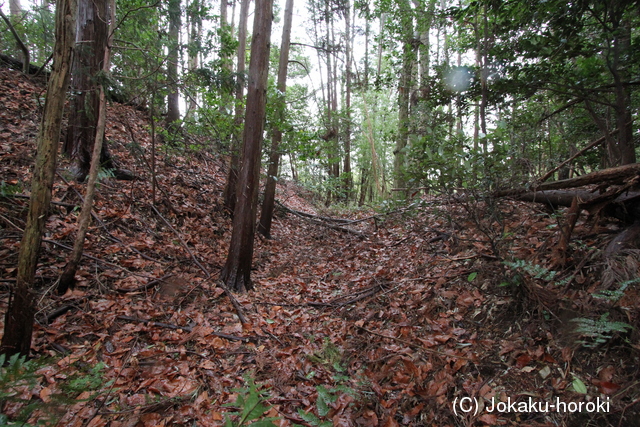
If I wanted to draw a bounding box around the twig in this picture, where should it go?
[276,200,365,236]
[114,274,173,293]
[115,315,256,342]
[43,303,80,324]
[150,204,210,277]
[0,213,23,231]
[54,174,164,265]
[42,239,153,279]
[82,337,139,427]
[357,326,476,361]
[149,203,247,324]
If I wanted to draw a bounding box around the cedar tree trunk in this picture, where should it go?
[220,0,272,292]
[63,0,112,181]
[223,0,250,214]
[58,4,113,294]
[258,0,293,238]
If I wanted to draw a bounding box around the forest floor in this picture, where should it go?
[1,65,640,427]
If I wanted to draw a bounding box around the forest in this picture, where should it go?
[1,0,640,425]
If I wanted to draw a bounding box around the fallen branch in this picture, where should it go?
[150,204,209,277]
[495,163,640,197]
[115,274,174,293]
[275,200,352,224]
[43,303,80,324]
[115,315,256,342]
[536,127,625,184]
[42,239,154,279]
[276,200,365,237]
[357,326,476,361]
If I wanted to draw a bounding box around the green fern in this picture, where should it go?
[571,313,633,348]
[593,278,640,302]
[0,181,23,197]
[223,376,279,427]
[504,259,557,282]
[0,355,111,426]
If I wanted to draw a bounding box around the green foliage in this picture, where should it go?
[0,3,55,67]
[503,259,557,282]
[571,313,633,349]
[223,376,279,427]
[0,181,22,197]
[0,355,110,426]
[296,339,360,426]
[308,338,344,374]
[95,168,116,184]
[571,376,588,394]
[593,278,640,303]
[295,382,358,427]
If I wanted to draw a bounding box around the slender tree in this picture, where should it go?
[342,0,352,199]
[1,0,77,357]
[220,0,272,292]
[165,0,181,132]
[223,0,250,213]
[393,0,414,191]
[258,0,294,238]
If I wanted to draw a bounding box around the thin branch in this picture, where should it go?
[0,8,30,73]
[115,315,257,342]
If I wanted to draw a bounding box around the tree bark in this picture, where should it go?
[58,2,113,294]
[258,0,293,238]
[393,0,414,192]
[63,0,112,181]
[185,0,202,117]
[220,0,272,292]
[223,0,250,214]
[343,0,353,200]
[165,0,181,132]
[609,15,635,165]
[1,0,77,358]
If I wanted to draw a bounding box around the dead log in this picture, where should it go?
[513,189,640,223]
[495,163,640,197]
[515,190,596,208]
[276,200,365,236]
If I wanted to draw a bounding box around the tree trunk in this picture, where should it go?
[393,0,413,192]
[223,0,250,214]
[258,0,293,238]
[479,7,488,152]
[610,16,635,165]
[63,0,112,181]
[58,2,113,294]
[185,0,202,118]
[376,13,385,79]
[9,0,28,70]
[220,0,272,292]
[1,0,77,358]
[165,0,181,132]
[342,0,353,201]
